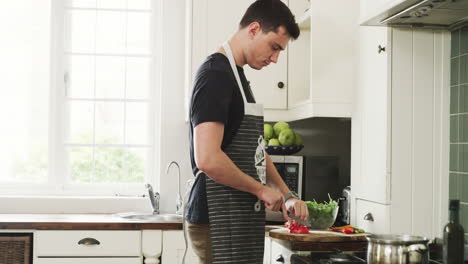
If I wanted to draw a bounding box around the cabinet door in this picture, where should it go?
[356,26,391,204]
[355,199,390,234]
[35,258,141,264]
[270,239,292,264]
[162,230,199,264]
[191,0,288,109]
[264,236,271,264]
[35,230,141,257]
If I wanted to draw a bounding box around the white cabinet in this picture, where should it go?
[270,239,293,264]
[35,230,141,257]
[161,230,199,264]
[351,26,450,237]
[266,0,359,121]
[35,258,141,264]
[34,230,167,263]
[264,235,271,264]
[187,0,359,121]
[32,229,203,264]
[35,230,143,263]
[355,199,390,234]
[353,26,392,205]
[189,0,288,110]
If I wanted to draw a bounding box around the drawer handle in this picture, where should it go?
[364,212,374,222]
[78,237,100,246]
[275,254,285,263]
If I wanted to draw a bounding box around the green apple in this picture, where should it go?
[278,128,296,146]
[294,133,303,146]
[268,138,280,146]
[264,124,274,140]
[273,121,289,137]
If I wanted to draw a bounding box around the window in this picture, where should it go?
[0,0,158,195]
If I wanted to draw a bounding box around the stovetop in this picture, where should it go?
[291,251,367,264]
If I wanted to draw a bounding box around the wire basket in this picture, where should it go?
[0,235,32,264]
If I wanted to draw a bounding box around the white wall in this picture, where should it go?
[157,0,193,214]
[389,28,450,238]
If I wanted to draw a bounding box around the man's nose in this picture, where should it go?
[270,51,280,63]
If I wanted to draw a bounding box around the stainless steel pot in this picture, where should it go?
[366,234,430,264]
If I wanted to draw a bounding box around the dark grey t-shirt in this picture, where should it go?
[187,53,255,224]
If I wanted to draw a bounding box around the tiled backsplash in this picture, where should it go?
[450,27,468,241]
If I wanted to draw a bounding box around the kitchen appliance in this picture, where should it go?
[335,186,351,226]
[266,155,304,222]
[363,0,468,30]
[367,234,431,264]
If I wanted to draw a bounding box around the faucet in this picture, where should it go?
[145,183,160,215]
[166,161,183,215]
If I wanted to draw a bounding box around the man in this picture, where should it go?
[186,1,309,263]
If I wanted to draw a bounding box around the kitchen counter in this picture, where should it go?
[0,214,183,230]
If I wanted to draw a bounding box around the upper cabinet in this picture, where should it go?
[352,26,392,206]
[351,24,450,237]
[186,0,359,122]
[188,0,288,110]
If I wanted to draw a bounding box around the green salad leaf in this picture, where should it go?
[305,194,339,230]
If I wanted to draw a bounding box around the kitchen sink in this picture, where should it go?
[114,212,183,222]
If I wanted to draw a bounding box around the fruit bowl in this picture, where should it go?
[265,145,304,155]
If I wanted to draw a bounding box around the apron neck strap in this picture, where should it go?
[222,41,248,105]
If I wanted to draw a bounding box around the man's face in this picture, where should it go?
[247,25,290,70]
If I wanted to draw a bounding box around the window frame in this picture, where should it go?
[0,0,162,196]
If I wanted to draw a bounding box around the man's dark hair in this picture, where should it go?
[239,0,300,40]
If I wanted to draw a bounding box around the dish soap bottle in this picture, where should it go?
[443,199,464,263]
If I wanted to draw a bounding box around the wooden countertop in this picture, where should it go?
[0,214,183,230]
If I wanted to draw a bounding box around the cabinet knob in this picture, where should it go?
[275,254,285,263]
[378,45,386,54]
[364,212,374,222]
[277,81,285,89]
[78,237,101,246]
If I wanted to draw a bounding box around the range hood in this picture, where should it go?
[363,0,468,30]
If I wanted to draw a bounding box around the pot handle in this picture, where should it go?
[407,244,429,261]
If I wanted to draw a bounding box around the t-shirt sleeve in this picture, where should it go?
[190,70,234,127]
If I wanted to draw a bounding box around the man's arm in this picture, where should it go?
[265,153,309,221]
[194,121,285,211]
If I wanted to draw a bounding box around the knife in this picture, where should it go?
[287,212,311,227]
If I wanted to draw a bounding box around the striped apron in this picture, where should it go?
[204,41,267,264]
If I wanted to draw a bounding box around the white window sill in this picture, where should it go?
[0,195,153,214]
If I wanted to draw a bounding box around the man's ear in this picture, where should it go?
[247,22,261,39]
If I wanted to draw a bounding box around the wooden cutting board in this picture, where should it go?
[269,228,368,243]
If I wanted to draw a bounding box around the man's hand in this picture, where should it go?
[256,186,284,212]
[284,198,309,221]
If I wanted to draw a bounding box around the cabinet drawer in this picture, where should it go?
[35,257,142,264]
[355,199,390,234]
[35,231,141,257]
[270,239,293,264]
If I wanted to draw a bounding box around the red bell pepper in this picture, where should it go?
[285,221,309,234]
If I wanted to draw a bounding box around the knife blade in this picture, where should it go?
[287,212,311,227]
